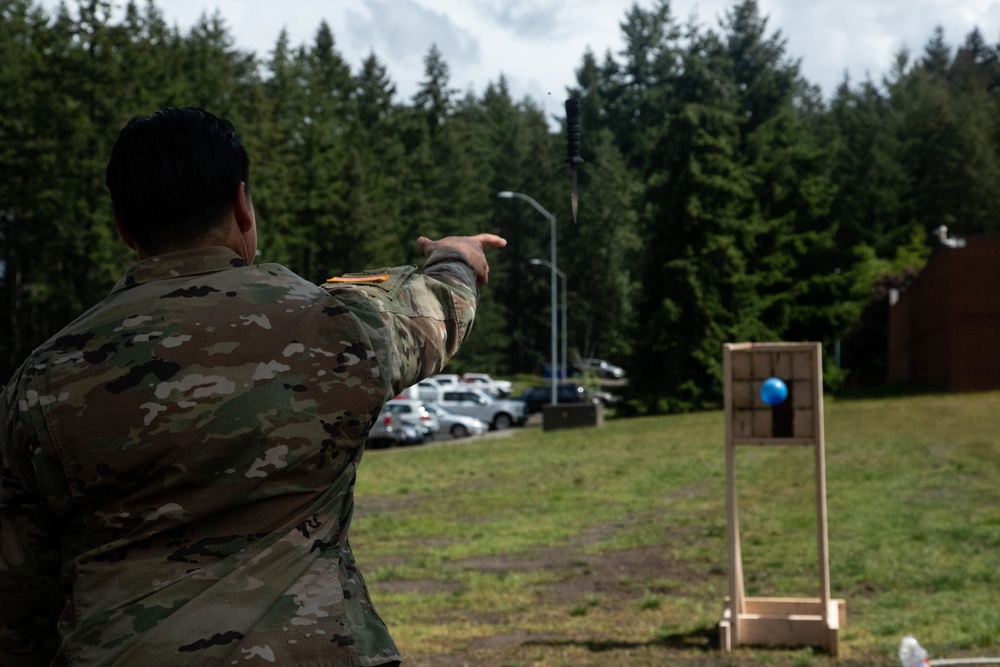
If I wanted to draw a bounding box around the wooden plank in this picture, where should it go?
[737,614,833,650]
[830,598,846,630]
[827,599,842,656]
[793,350,813,378]
[719,607,732,652]
[813,344,832,614]
[732,380,753,409]
[743,598,826,615]
[753,409,771,437]
[733,410,754,438]
[743,597,845,626]
[733,437,815,447]
[792,379,813,408]
[731,351,752,380]
[773,352,793,379]
[722,599,845,654]
[794,409,815,438]
[752,352,773,380]
[723,346,745,645]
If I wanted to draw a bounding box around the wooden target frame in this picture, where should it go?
[718,342,845,655]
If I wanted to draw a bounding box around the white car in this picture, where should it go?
[384,399,440,439]
[411,377,449,403]
[435,387,527,430]
[422,402,488,439]
[461,373,513,397]
[430,373,463,387]
[577,358,626,379]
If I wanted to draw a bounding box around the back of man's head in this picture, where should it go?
[105,107,250,254]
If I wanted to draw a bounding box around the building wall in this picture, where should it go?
[888,238,1000,392]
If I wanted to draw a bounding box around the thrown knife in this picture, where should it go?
[564,98,584,223]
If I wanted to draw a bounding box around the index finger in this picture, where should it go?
[471,233,507,249]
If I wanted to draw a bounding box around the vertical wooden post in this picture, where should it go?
[723,346,744,648]
[811,346,838,654]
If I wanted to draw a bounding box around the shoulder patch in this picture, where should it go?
[326,273,390,284]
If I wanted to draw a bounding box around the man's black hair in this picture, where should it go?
[105,107,250,253]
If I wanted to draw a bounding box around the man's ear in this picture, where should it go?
[234,181,254,233]
[114,210,138,251]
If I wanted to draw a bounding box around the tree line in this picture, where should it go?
[3,0,999,412]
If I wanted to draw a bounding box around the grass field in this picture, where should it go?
[351,391,1000,666]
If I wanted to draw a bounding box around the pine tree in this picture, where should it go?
[631,26,756,410]
[889,28,996,242]
[473,78,557,374]
[251,30,305,268]
[604,0,681,170]
[289,21,355,281]
[558,127,641,365]
[721,0,839,354]
[828,78,910,256]
[347,52,407,268]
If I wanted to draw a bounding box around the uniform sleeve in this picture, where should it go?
[0,378,65,666]
[322,248,479,399]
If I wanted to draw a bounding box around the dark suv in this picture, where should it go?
[519,383,593,415]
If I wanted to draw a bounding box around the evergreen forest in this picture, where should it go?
[3,0,1000,413]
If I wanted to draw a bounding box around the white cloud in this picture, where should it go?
[480,0,566,39]
[36,0,1000,110]
[762,0,1000,91]
[345,0,480,66]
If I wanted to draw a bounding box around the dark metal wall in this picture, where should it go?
[888,238,1000,392]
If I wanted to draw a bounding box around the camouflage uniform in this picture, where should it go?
[0,245,478,666]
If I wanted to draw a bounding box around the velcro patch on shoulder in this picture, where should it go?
[326,273,391,284]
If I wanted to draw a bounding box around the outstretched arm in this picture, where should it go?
[324,233,506,398]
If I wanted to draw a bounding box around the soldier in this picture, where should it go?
[0,107,505,666]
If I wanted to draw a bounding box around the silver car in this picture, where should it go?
[434,387,527,430]
[367,409,425,448]
[422,402,488,439]
[385,399,440,439]
[578,358,625,379]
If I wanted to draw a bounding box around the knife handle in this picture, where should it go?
[565,98,583,165]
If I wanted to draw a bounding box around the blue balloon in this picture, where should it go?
[760,377,788,406]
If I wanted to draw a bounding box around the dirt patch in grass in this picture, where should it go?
[390,542,727,666]
[451,543,706,604]
[378,578,464,595]
[542,546,704,604]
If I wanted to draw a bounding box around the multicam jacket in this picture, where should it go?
[0,245,478,666]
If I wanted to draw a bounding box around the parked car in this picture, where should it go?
[592,389,623,407]
[435,387,527,430]
[573,358,626,379]
[461,373,513,397]
[421,402,488,439]
[430,373,463,387]
[385,399,440,439]
[367,409,426,448]
[519,383,598,415]
[408,377,449,402]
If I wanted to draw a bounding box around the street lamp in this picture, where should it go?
[530,258,566,386]
[497,190,558,406]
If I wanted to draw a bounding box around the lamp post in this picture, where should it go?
[530,258,566,386]
[497,190,558,406]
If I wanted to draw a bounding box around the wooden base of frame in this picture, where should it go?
[719,597,845,656]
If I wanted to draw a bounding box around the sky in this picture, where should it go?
[42,0,1000,124]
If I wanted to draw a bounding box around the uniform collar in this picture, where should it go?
[110,246,250,294]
